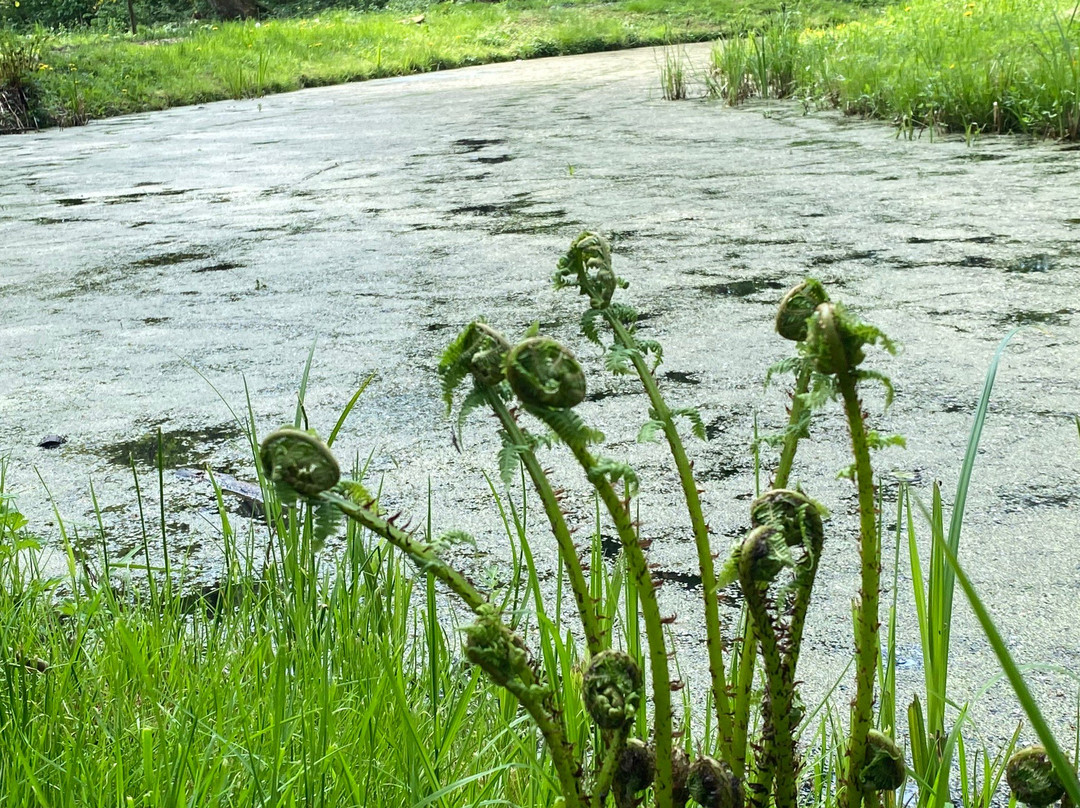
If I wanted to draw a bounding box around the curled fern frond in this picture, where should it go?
[260,427,341,502]
[506,337,587,410]
[614,739,656,796]
[859,730,907,792]
[805,302,895,376]
[776,278,829,342]
[635,337,664,368]
[463,606,543,694]
[750,489,824,550]
[554,231,626,309]
[438,320,512,413]
[583,650,643,730]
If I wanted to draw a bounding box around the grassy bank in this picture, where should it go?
[2,0,882,129]
[708,0,1080,139]
[0,455,561,806]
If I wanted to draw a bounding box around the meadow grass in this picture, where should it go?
[0,450,565,806]
[7,0,884,128]
[707,0,1080,140]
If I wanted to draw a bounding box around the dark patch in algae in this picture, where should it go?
[131,251,212,268]
[452,138,506,153]
[700,279,785,297]
[103,422,243,468]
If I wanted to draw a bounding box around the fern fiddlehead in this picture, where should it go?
[555,232,736,763]
[687,756,744,808]
[439,321,605,655]
[1007,746,1066,807]
[739,490,825,808]
[772,279,830,490]
[805,301,897,808]
[505,332,676,808]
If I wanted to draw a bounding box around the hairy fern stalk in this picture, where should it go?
[257,232,906,808]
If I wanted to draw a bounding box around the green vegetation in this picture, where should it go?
[3,232,1079,807]
[707,0,1080,139]
[0,451,560,805]
[0,0,881,130]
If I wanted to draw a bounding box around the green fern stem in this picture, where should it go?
[738,529,798,808]
[773,363,813,490]
[325,488,586,806]
[817,307,880,808]
[321,490,489,613]
[731,618,757,779]
[606,314,734,759]
[591,726,630,808]
[486,391,605,655]
[576,442,674,808]
[538,409,674,808]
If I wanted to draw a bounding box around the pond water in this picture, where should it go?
[1,44,1077,749]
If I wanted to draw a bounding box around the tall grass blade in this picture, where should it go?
[938,328,1023,713]
[939,541,1080,805]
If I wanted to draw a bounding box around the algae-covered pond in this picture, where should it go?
[1,44,1078,744]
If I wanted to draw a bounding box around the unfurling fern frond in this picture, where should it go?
[529,405,605,447]
[800,373,840,411]
[855,368,896,408]
[438,320,484,411]
[634,338,664,369]
[431,529,478,555]
[581,308,605,345]
[438,320,513,413]
[637,419,665,444]
[604,344,638,375]
[588,457,640,498]
[607,302,638,329]
[671,407,707,441]
[553,231,627,309]
[865,431,906,451]
[457,386,493,433]
[498,432,529,486]
[764,355,807,389]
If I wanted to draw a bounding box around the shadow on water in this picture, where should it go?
[444,197,580,236]
[131,251,212,268]
[103,422,244,468]
[699,279,785,297]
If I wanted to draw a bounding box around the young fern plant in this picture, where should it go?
[259,425,591,808]
[554,232,735,765]
[739,489,826,808]
[502,334,678,808]
[438,319,607,656]
[801,301,905,808]
[256,233,911,808]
